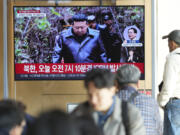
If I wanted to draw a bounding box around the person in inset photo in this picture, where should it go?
[123,25,141,44]
[87,15,101,30]
[128,28,137,41]
[121,25,143,63]
[126,48,139,63]
[99,11,123,63]
[52,13,107,63]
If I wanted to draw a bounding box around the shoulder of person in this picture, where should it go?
[98,24,106,30]
[89,28,100,35]
[61,30,68,35]
[118,99,145,134]
[59,28,72,37]
[71,101,91,116]
[125,101,143,122]
[55,34,60,40]
[168,48,180,58]
[126,102,145,134]
[126,102,140,113]
[137,93,159,106]
[166,53,180,64]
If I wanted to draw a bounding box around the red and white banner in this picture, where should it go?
[16,10,46,18]
[17,10,41,13]
[15,63,144,74]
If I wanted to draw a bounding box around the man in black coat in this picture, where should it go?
[52,14,107,63]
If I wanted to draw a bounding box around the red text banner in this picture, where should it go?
[15,63,144,74]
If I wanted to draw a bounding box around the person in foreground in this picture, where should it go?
[27,109,102,135]
[158,30,180,135]
[27,109,79,135]
[72,68,145,135]
[0,99,25,135]
[116,64,163,135]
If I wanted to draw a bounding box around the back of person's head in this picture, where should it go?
[16,101,26,112]
[72,14,87,23]
[27,109,79,135]
[116,64,141,87]
[15,101,35,135]
[0,99,25,135]
[84,68,115,89]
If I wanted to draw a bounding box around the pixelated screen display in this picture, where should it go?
[14,6,144,80]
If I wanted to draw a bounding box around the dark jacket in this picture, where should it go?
[0,129,9,135]
[52,27,107,63]
[22,114,35,135]
[99,26,122,62]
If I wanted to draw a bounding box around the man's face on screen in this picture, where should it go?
[128,29,137,40]
[73,21,88,37]
[104,20,113,28]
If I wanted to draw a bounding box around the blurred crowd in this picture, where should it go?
[0,64,163,135]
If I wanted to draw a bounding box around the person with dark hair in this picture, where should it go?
[123,27,138,44]
[27,109,79,135]
[87,15,100,30]
[99,11,123,62]
[52,13,107,63]
[158,30,180,135]
[126,48,139,63]
[116,64,163,135]
[74,113,103,135]
[16,101,35,135]
[128,28,137,41]
[72,68,145,135]
[122,27,142,63]
[0,99,25,135]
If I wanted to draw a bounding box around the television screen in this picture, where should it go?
[14,6,144,80]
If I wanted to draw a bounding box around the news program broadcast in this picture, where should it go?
[14,6,144,80]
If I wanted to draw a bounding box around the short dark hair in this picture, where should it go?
[27,109,79,135]
[72,14,87,23]
[128,28,137,34]
[102,10,113,20]
[0,99,25,131]
[84,68,115,89]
